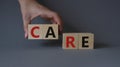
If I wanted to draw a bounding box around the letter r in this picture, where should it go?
[66,36,76,48]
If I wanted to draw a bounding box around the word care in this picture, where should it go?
[28,24,58,39]
[28,24,94,49]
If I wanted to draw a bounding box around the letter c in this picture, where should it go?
[31,26,40,38]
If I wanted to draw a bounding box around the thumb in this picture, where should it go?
[23,19,31,38]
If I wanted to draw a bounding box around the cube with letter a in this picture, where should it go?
[42,24,58,39]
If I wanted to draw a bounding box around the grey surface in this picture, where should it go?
[0,0,120,67]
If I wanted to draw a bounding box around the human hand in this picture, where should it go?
[18,0,63,38]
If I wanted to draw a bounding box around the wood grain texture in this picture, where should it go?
[78,33,94,49]
[62,33,78,49]
[42,24,58,40]
[28,24,43,39]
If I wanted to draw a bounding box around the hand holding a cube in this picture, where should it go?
[18,0,94,50]
[18,0,63,38]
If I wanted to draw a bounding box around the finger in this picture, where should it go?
[23,19,31,38]
[52,13,63,32]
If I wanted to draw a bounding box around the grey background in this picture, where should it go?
[0,0,120,67]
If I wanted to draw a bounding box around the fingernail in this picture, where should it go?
[24,33,28,38]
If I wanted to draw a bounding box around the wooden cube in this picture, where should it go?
[28,24,43,39]
[62,33,79,49]
[42,24,58,40]
[28,24,58,40]
[78,33,94,49]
